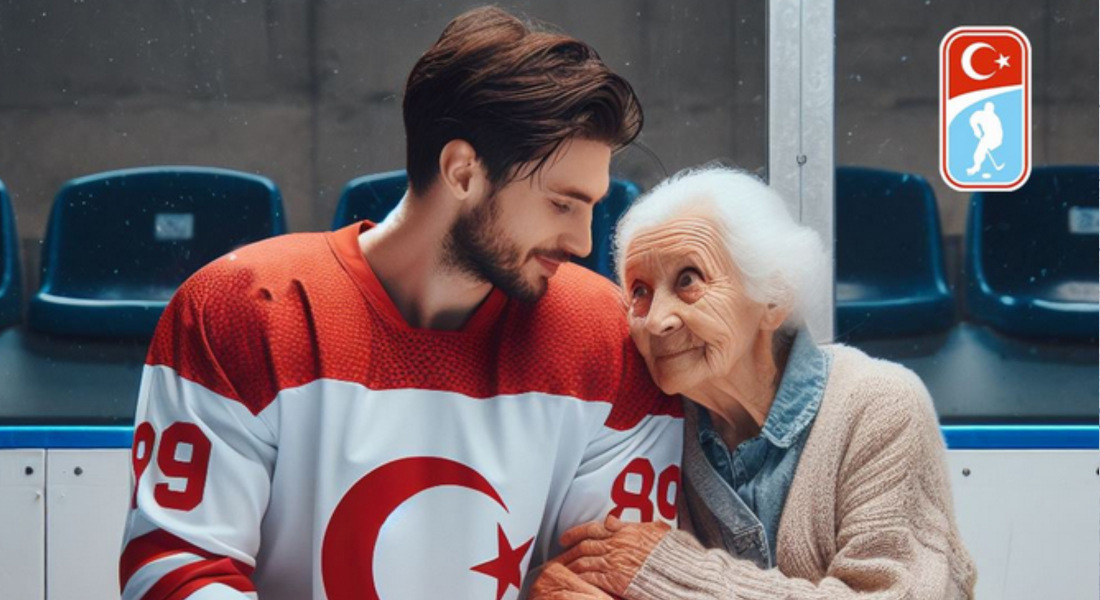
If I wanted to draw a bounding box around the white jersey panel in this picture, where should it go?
[256,378,681,600]
[124,369,682,600]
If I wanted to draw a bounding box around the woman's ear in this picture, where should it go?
[438,139,489,205]
[761,297,793,333]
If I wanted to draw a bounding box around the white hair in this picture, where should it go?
[614,166,827,328]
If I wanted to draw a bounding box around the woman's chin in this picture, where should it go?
[650,368,696,397]
[655,380,682,396]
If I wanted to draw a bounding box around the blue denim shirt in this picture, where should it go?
[695,328,830,566]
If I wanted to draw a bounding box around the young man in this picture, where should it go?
[120,7,682,600]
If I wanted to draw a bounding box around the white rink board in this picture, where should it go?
[46,450,130,600]
[947,449,1100,600]
[2,448,1098,599]
[0,450,46,600]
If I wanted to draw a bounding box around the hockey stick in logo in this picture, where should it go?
[985,148,1005,171]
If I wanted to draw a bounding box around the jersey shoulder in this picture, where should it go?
[147,231,366,413]
[500,264,681,428]
[528,263,629,338]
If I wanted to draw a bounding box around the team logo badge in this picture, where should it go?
[940,27,1031,191]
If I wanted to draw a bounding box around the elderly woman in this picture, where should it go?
[531,167,975,599]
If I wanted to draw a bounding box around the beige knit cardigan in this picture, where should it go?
[625,344,977,600]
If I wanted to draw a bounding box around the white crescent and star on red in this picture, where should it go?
[961,42,1011,80]
[321,456,534,600]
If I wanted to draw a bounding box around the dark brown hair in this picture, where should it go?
[403,6,643,194]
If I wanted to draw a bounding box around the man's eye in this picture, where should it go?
[631,283,650,300]
[551,200,571,214]
[677,268,703,289]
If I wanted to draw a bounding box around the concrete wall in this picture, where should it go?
[0,0,766,291]
[0,0,1094,288]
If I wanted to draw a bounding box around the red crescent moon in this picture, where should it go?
[321,456,507,600]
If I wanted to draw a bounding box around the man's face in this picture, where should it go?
[445,138,612,302]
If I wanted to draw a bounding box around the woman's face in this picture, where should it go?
[622,214,773,396]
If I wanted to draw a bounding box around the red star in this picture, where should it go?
[470,524,534,600]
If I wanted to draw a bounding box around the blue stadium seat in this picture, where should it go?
[28,166,286,338]
[331,170,641,279]
[586,178,641,278]
[835,167,954,340]
[331,169,409,228]
[966,165,1098,340]
[0,179,21,330]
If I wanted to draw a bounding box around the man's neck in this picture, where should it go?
[358,193,494,330]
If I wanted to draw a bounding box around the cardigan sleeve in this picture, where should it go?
[623,369,976,600]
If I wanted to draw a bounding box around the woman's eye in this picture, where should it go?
[677,268,703,289]
[629,282,652,317]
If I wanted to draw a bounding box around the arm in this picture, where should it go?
[969,112,984,138]
[120,276,277,600]
[563,374,975,600]
[529,563,617,600]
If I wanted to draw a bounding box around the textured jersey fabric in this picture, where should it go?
[120,222,683,600]
[626,345,976,600]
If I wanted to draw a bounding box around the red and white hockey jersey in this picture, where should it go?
[120,222,684,600]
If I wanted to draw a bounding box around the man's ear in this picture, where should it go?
[438,139,488,205]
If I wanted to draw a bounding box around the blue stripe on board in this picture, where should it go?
[0,424,1096,450]
[0,426,134,449]
[941,425,1098,450]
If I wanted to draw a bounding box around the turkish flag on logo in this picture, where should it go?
[944,30,1027,100]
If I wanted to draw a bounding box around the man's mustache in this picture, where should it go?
[529,249,572,262]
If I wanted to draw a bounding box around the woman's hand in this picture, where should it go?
[553,515,671,598]
[528,562,618,599]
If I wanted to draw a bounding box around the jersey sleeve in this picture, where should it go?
[119,271,278,600]
[549,334,683,558]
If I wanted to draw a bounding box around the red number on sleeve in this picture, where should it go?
[656,465,681,521]
[154,422,212,511]
[131,422,156,509]
[609,457,655,522]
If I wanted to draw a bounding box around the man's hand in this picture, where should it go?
[529,562,618,600]
[552,515,671,598]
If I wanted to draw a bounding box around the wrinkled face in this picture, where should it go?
[446,139,611,302]
[622,213,771,395]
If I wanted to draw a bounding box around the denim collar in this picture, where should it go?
[698,327,829,449]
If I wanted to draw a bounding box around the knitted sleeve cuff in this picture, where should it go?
[624,531,731,600]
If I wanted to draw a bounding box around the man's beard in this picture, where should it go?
[444,193,550,303]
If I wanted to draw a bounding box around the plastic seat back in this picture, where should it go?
[966,165,1098,339]
[835,166,953,338]
[0,179,21,330]
[30,166,285,337]
[331,170,409,229]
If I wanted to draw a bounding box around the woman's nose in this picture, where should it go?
[645,290,683,336]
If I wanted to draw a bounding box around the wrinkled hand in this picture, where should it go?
[528,562,618,599]
[553,515,671,598]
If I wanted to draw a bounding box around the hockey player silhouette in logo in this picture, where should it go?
[966,102,1004,176]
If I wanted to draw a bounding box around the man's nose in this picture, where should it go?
[561,211,593,259]
[645,289,683,336]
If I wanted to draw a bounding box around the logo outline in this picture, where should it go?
[939,26,1032,192]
